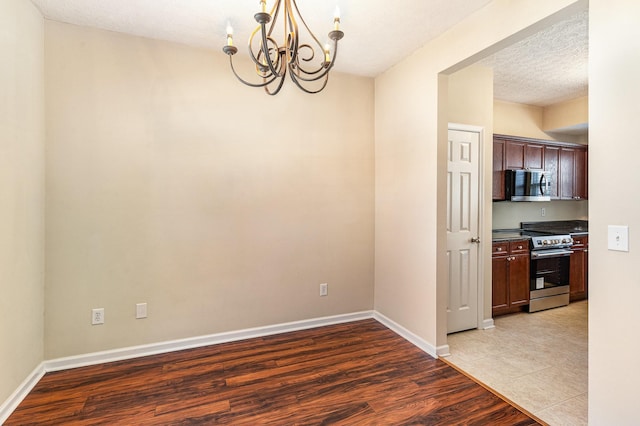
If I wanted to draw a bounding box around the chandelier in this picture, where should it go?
[222,0,344,95]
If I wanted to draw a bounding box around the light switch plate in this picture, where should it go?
[136,302,147,319]
[608,225,629,252]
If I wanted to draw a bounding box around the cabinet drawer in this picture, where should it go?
[572,235,588,249]
[509,240,529,254]
[492,242,509,256]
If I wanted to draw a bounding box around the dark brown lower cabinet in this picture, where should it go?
[570,235,589,301]
[492,240,530,316]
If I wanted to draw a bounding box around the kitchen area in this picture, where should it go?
[491,134,589,317]
[445,129,589,425]
[441,8,590,423]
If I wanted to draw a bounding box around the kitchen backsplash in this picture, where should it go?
[493,200,588,229]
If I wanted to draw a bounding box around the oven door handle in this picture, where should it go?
[530,250,574,259]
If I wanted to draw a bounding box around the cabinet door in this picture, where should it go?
[509,254,530,307]
[493,139,506,200]
[575,148,588,200]
[570,236,588,300]
[570,249,586,297]
[525,144,544,170]
[560,148,577,200]
[492,256,509,312]
[505,141,526,170]
[544,146,560,199]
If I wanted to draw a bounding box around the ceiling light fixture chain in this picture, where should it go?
[222,0,344,95]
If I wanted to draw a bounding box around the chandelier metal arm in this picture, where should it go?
[264,71,287,95]
[227,55,281,89]
[289,36,341,83]
[258,24,285,77]
[289,69,329,94]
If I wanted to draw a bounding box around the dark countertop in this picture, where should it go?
[569,230,589,236]
[492,229,531,242]
[493,220,589,242]
[521,220,588,235]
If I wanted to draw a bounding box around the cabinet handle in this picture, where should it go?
[497,247,503,251]
[584,249,588,253]
[517,245,523,249]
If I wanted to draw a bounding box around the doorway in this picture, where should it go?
[446,124,483,333]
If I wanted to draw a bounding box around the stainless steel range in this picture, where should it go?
[527,232,574,312]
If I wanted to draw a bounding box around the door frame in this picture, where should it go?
[447,123,488,332]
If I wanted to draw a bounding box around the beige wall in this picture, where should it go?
[44,22,375,358]
[0,0,45,404]
[493,200,588,229]
[447,64,495,327]
[494,100,549,140]
[495,99,587,143]
[375,0,587,354]
[589,0,640,422]
[543,95,588,133]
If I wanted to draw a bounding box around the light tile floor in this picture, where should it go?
[444,301,588,425]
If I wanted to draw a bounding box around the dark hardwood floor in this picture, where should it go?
[6,319,541,425]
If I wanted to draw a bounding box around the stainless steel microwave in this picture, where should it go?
[505,169,551,201]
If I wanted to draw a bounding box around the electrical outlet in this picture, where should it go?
[92,308,104,325]
[541,207,546,217]
[320,283,328,297]
[136,302,147,319]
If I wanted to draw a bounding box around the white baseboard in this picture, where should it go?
[1,311,373,423]
[44,311,375,373]
[436,344,451,357]
[481,318,495,329]
[2,309,447,422]
[373,312,438,359]
[0,363,45,425]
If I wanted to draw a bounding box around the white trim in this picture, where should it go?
[373,312,438,358]
[44,311,374,372]
[0,311,373,422]
[481,318,495,329]
[0,363,46,425]
[2,310,446,422]
[436,344,451,357]
[448,122,484,134]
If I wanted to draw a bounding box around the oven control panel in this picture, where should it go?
[530,235,574,249]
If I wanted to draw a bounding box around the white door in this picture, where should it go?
[447,126,481,334]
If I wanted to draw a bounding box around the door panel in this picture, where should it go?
[447,127,480,333]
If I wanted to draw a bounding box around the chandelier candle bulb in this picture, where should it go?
[260,0,267,13]
[324,44,330,62]
[226,22,233,46]
[334,6,341,31]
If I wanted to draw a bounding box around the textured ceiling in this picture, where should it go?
[480,10,589,107]
[29,0,493,77]
[29,0,588,107]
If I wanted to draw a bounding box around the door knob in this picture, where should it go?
[471,237,481,244]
